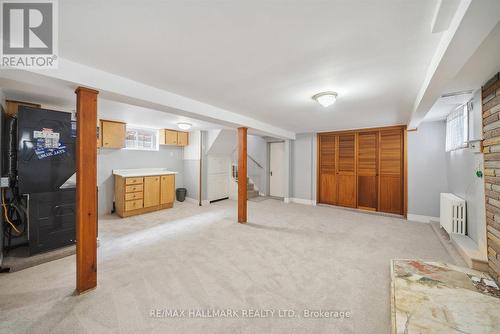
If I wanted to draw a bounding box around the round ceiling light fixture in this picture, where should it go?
[177,122,192,130]
[312,91,338,108]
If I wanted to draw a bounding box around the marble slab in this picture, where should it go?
[391,259,500,334]
[113,168,178,177]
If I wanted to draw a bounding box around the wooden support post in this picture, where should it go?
[238,127,247,223]
[75,87,99,294]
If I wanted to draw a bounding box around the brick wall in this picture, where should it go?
[482,72,500,283]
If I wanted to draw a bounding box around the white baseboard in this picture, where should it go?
[184,197,199,205]
[407,214,440,224]
[284,197,290,203]
[185,197,211,206]
[289,198,316,205]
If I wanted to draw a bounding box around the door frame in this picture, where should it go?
[316,125,407,217]
[269,141,286,198]
[207,154,230,203]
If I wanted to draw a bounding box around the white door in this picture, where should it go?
[207,155,230,202]
[269,142,285,198]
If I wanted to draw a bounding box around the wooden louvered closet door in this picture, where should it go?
[357,132,378,211]
[378,129,403,214]
[337,134,356,207]
[317,126,406,216]
[318,134,337,205]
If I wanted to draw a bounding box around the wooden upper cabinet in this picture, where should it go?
[378,129,403,215]
[143,176,160,208]
[164,130,178,145]
[177,131,189,146]
[159,129,189,146]
[5,100,41,117]
[100,120,126,148]
[160,175,175,204]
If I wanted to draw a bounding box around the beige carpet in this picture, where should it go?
[0,200,458,334]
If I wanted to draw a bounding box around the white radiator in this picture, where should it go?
[440,193,466,235]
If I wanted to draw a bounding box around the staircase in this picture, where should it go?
[233,168,260,199]
[247,178,259,199]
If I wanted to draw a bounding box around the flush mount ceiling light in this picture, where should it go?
[177,122,192,130]
[312,91,338,108]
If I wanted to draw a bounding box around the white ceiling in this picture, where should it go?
[423,21,500,122]
[0,78,225,131]
[97,99,226,131]
[444,21,500,95]
[423,92,473,122]
[58,0,445,133]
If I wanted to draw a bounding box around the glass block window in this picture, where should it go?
[125,126,159,151]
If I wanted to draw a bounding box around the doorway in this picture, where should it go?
[269,142,285,198]
[207,155,230,202]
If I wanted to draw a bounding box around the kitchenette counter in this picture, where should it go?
[113,168,177,217]
[113,168,178,178]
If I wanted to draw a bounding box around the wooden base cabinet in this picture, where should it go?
[144,176,160,208]
[317,126,406,216]
[160,175,175,204]
[115,174,175,217]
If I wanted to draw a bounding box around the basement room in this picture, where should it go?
[1,1,500,333]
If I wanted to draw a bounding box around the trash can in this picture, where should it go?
[176,188,187,202]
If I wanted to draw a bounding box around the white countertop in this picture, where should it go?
[113,168,178,177]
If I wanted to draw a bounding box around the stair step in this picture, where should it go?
[247,190,259,198]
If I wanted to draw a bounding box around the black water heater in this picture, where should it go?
[17,106,75,194]
[16,106,76,254]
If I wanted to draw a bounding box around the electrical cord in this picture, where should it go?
[2,188,21,234]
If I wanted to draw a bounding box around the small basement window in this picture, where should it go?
[125,126,159,151]
[445,103,469,152]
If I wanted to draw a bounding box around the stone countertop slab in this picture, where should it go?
[113,168,178,177]
[391,259,500,334]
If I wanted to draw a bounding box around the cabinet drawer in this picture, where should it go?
[125,199,143,211]
[125,184,143,193]
[125,177,143,185]
[125,192,143,200]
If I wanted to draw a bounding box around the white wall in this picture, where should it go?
[96,104,190,214]
[184,130,201,160]
[445,90,486,252]
[407,121,449,218]
[182,130,202,201]
[290,133,316,203]
[409,90,486,252]
[98,146,184,215]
